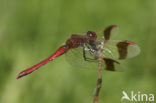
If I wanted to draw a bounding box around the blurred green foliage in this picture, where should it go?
[0,0,156,103]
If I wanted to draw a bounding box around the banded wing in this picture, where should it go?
[102,40,140,71]
[103,40,140,60]
[104,25,120,40]
[65,45,125,72]
[103,57,125,72]
[96,25,120,41]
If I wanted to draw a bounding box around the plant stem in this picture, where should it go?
[93,36,104,103]
[93,58,102,103]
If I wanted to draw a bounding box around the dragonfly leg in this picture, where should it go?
[86,45,95,54]
[83,46,97,62]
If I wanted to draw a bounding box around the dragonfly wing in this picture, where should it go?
[65,46,98,69]
[104,25,120,40]
[102,58,126,72]
[65,46,125,71]
[96,25,120,41]
[103,40,140,60]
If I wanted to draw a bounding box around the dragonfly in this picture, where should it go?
[16,25,140,79]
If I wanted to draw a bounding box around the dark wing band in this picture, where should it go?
[117,40,130,59]
[103,58,120,71]
[104,25,118,40]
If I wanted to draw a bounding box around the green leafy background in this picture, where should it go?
[0,0,156,103]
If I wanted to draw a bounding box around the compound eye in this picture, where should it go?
[87,31,95,37]
[89,33,93,37]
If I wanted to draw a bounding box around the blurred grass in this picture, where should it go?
[0,0,156,103]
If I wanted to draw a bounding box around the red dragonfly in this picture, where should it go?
[16,25,140,79]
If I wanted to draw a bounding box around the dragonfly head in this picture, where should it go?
[87,31,97,41]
